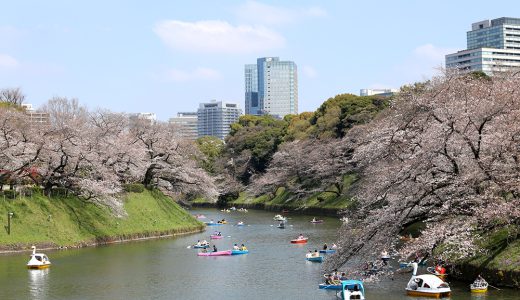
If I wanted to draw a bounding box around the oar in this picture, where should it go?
[488,284,501,290]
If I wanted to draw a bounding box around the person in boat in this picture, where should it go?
[313,249,319,257]
[298,234,304,240]
[240,244,247,251]
[381,250,389,265]
[201,239,208,245]
[323,243,328,250]
[196,240,201,246]
[331,243,337,249]
[213,245,218,252]
[340,272,348,280]
[233,244,239,250]
[209,219,214,224]
[217,231,222,236]
[332,269,340,280]
[435,262,446,275]
[312,217,317,222]
[306,251,313,258]
[325,275,335,285]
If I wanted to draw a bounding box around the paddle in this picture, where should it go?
[488,284,501,290]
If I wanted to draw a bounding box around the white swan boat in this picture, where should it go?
[405,263,450,298]
[273,214,286,221]
[26,246,51,269]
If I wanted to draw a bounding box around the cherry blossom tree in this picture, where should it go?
[328,72,520,274]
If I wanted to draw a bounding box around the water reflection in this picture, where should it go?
[28,268,49,299]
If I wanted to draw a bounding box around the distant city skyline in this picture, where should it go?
[1,1,519,120]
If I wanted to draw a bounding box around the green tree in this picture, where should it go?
[310,93,389,139]
[224,115,287,184]
[196,136,224,174]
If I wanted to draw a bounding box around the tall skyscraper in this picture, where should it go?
[446,17,520,74]
[197,100,242,140]
[244,57,298,118]
[169,112,198,140]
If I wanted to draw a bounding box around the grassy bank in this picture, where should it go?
[193,175,357,216]
[0,189,204,251]
[450,227,520,288]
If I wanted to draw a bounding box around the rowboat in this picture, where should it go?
[306,256,324,262]
[319,249,336,254]
[197,250,232,256]
[470,279,488,293]
[231,250,249,255]
[26,246,51,269]
[210,235,223,239]
[290,238,308,244]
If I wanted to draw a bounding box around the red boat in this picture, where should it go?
[290,238,308,244]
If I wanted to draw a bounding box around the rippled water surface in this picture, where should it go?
[0,208,517,299]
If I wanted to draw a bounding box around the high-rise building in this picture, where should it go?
[244,57,298,118]
[446,17,520,74]
[197,100,242,140]
[169,112,198,140]
[360,88,397,97]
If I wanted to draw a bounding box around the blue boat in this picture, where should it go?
[193,244,209,249]
[306,256,324,263]
[337,280,365,300]
[319,249,336,254]
[205,222,222,226]
[318,283,342,290]
[231,250,249,255]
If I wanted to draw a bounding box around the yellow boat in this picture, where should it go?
[470,280,488,293]
[26,246,51,269]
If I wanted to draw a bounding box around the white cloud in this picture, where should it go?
[235,1,326,25]
[154,20,285,54]
[164,67,222,82]
[413,44,456,62]
[0,53,19,68]
[395,44,458,81]
[301,65,317,78]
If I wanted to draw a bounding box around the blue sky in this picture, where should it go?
[1,0,518,120]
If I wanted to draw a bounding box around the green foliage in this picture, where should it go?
[309,93,389,139]
[225,115,287,182]
[196,136,224,174]
[0,101,24,111]
[468,71,491,81]
[284,112,314,141]
[122,183,145,193]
